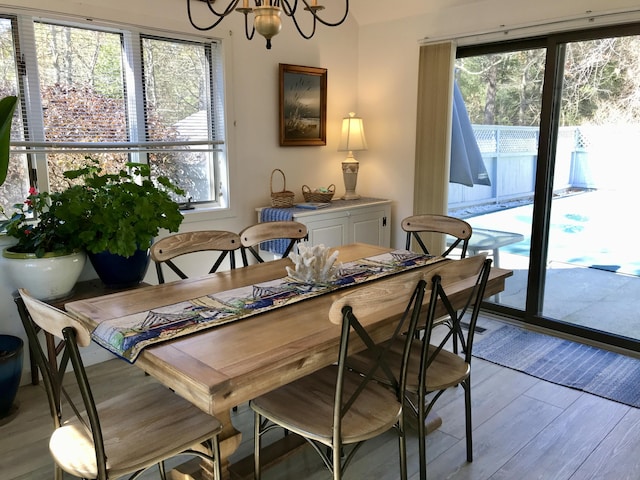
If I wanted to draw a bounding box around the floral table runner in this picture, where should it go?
[92,250,441,362]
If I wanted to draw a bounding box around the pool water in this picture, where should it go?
[467,190,640,277]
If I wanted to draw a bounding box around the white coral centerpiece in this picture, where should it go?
[286,242,340,284]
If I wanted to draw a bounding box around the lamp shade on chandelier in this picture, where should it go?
[187,0,350,49]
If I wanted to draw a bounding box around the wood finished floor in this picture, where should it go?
[2,317,640,480]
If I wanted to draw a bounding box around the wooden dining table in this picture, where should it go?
[65,243,512,479]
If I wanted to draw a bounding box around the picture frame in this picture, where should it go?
[279,64,327,146]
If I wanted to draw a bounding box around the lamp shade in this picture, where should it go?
[338,112,367,152]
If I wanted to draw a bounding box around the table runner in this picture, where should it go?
[92,250,441,362]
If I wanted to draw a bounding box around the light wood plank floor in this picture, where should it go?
[2,317,640,480]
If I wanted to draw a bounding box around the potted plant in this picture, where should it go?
[1,187,87,300]
[53,158,185,288]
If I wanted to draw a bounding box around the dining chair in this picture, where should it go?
[150,230,242,283]
[17,288,223,480]
[402,214,472,259]
[348,254,492,480]
[402,214,474,352]
[239,220,308,265]
[249,272,429,480]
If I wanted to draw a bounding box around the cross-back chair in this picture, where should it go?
[239,220,308,265]
[249,273,429,480]
[402,214,472,259]
[403,214,474,352]
[17,288,223,480]
[150,230,241,284]
[348,254,492,480]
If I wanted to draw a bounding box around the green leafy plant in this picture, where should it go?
[53,158,185,258]
[0,95,17,187]
[1,187,78,257]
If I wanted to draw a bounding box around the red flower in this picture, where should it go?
[28,187,37,195]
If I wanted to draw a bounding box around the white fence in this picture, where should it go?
[448,124,640,209]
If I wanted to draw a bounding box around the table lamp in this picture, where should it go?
[338,112,367,200]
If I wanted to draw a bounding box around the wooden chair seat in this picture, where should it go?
[251,365,401,447]
[361,340,470,394]
[50,382,220,479]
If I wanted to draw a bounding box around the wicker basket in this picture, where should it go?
[270,169,295,208]
[302,184,335,203]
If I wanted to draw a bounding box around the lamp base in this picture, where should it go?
[341,159,360,201]
[341,192,361,200]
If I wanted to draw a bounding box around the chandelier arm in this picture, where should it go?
[243,13,257,40]
[281,0,349,27]
[187,0,239,31]
[286,11,317,40]
[205,0,240,17]
[314,0,350,27]
[279,0,299,16]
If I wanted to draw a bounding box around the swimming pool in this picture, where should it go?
[466,190,640,277]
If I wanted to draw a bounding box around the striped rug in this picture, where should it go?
[473,324,640,408]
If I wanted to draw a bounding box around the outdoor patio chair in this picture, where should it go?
[239,220,308,264]
[151,230,242,283]
[402,214,472,259]
[250,272,428,480]
[348,254,492,480]
[18,288,223,480]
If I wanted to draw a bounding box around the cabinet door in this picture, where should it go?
[304,216,349,248]
[349,208,390,247]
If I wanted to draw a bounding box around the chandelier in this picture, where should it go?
[187,0,350,49]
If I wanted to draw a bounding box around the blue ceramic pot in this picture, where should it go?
[88,247,150,289]
[0,335,23,419]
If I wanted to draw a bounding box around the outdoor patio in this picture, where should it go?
[458,189,640,342]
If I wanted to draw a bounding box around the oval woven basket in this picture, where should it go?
[270,169,295,208]
[302,184,335,203]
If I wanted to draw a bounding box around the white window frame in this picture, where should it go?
[4,10,230,212]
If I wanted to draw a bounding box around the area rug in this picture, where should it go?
[472,324,640,408]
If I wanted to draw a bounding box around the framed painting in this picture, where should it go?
[279,64,327,146]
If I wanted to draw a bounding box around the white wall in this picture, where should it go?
[1,0,637,381]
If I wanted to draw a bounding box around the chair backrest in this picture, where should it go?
[239,221,308,264]
[150,230,241,283]
[402,214,472,258]
[419,254,492,374]
[17,288,109,478]
[329,272,428,443]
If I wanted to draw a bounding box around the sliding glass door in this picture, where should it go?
[449,25,640,351]
[542,35,640,343]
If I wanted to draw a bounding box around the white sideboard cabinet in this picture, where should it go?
[256,198,391,250]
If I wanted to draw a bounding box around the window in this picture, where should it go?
[0,11,227,216]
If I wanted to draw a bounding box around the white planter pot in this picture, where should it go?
[2,248,86,301]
